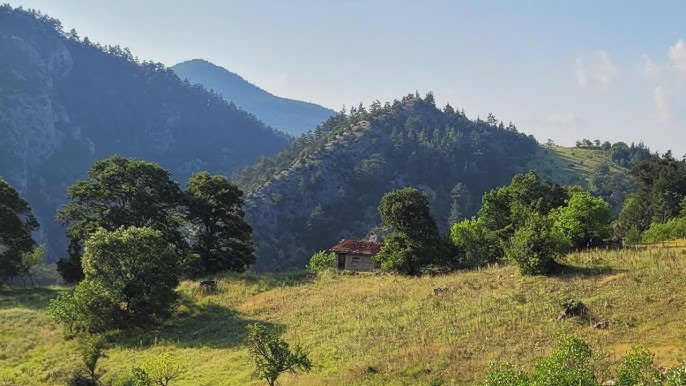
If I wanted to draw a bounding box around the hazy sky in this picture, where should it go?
[8,0,686,155]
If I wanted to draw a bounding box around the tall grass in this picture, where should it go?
[2,244,686,385]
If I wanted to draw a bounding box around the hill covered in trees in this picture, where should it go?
[0,6,289,258]
[237,94,540,269]
[172,59,336,135]
[236,93,644,270]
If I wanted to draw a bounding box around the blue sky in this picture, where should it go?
[8,0,686,155]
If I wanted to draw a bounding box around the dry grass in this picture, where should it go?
[2,245,686,385]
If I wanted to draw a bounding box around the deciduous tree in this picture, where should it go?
[186,172,255,274]
[0,177,39,283]
[56,156,185,283]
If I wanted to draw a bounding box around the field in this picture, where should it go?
[2,242,686,385]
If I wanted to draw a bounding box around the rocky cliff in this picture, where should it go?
[0,6,289,258]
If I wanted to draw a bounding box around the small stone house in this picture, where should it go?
[329,239,383,271]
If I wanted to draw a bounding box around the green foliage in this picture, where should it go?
[450,218,501,268]
[641,217,686,243]
[479,171,567,246]
[376,188,446,274]
[49,227,180,333]
[76,334,108,385]
[186,172,255,275]
[246,323,312,386]
[307,250,336,271]
[129,353,186,386]
[482,362,530,386]
[483,336,599,386]
[0,177,39,283]
[614,153,686,240]
[56,156,185,283]
[235,94,539,270]
[506,211,567,275]
[378,187,439,240]
[553,190,612,249]
[616,346,661,386]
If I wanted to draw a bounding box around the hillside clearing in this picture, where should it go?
[2,244,686,385]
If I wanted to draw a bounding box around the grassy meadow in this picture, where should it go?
[2,242,686,385]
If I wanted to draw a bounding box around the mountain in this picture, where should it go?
[236,94,639,270]
[172,59,336,135]
[0,6,290,259]
[236,94,541,269]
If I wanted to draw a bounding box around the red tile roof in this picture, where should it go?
[330,239,383,256]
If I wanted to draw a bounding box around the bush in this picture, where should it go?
[641,218,686,243]
[530,336,598,386]
[246,323,311,386]
[307,250,336,271]
[49,227,181,333]
[506,211,566,275]
[616,346,661,386]
[482,362,529,386]
[129,353,186,386]
[450,218,501,268]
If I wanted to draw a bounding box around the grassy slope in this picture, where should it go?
[3,243,686,385]
[522,146,628,187]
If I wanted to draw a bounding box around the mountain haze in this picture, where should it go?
[172,59,336,135]
[0,6,289,259]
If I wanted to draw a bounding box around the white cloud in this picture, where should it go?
[669,39,686,72]
[576,50,616,90]
[642,54,661,78]
[654,85,671,123]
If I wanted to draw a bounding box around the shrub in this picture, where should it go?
[482,362,530,386]
[129,353,186,386]
[246,323,311,386]
[307,250,336,271]
[530,336,598,386]
[616,346,661,386]
[506,211,566,275]
[450,218,501,268]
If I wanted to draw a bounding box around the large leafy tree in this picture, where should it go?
[56,156,185,283]
[479,171,568,244]
[376,187,443,274]
[0,178,39,283]
[48,227,180,333]
[553,189,612,249]
[186,172,255,274]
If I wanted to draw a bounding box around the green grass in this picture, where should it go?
[521,146,629,188]
[3,246,686,385]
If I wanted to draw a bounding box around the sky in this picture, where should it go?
[7,0,686,155]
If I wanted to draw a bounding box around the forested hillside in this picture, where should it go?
[237,94,542,269]
[0,6,289,258]
[172,59,335,135]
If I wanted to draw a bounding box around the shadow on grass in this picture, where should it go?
[0,286,63,310]
[114,300,281,349]
[553,263,618,278]
[212,270,315,291]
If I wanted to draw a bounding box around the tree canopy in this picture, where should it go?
[56,156,184,283]
[0,177,39,283]
[186,172,255,274]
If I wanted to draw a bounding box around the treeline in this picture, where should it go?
[615,151,686,243]
[356,171,612,276]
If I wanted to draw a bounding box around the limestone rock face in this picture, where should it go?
[0,35,73,192]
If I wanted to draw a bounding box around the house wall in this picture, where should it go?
[343,254,379,271]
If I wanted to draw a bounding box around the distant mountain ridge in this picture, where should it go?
[172,59,335,135]
[0,6,289,259]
